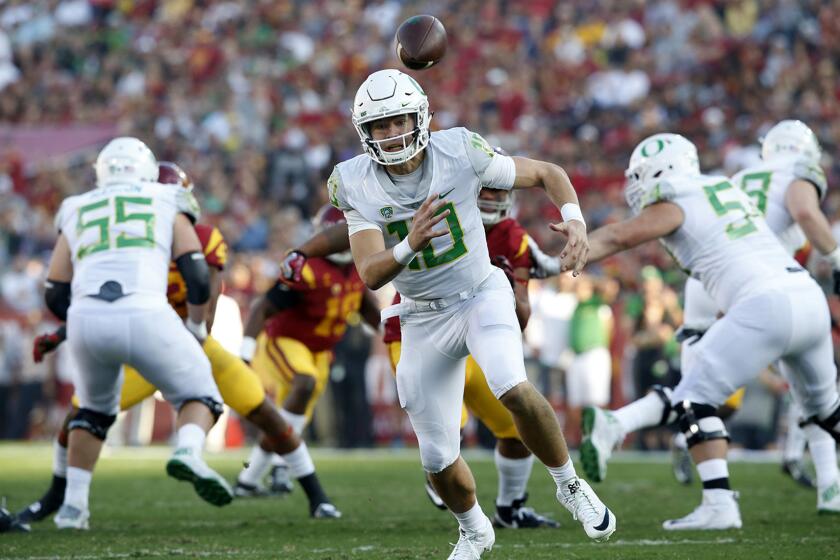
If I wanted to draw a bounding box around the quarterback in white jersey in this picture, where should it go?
[45,137,232,530]
[581,133,840,531]
[331,69,614,557]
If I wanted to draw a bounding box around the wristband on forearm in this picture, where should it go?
[560,203,586,228]
[392,237,418,266]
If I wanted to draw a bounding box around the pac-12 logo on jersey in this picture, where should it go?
[380,206,394,220]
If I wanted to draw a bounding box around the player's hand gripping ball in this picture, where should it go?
[396,15,447,70]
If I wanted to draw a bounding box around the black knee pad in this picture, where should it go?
[650,385,677,426]
[674,401,730,448]
[182,397,224,422]
[67,408,117,441]
[814,405,840,443]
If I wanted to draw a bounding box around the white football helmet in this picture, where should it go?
[624,133,699,213]
[478,189,515,225]
[95,137,157,187]
[352,69,431,166]
[761,120,821,163]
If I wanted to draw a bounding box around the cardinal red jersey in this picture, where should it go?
[167,224,228,318]
[485,218,532,271]
[383,218,532,344]
[383,292,402,344]
[265,258,365,352]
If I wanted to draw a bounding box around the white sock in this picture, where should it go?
[452,501,488,533]
[673,432,688,450]
[803,423,839,489]
[279,408,307,436]
[697,458,730,499]
[238,445,274,485]
[696,458,728,482]
[175,423,206,455]
[281,442,315,478]
[613,391,666,435]
[54,439,68,478]
[494,448,533,507]
[64,466,92,511]
[783,408,808,462]
[547,458,577,489]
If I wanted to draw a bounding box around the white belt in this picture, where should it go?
[380,287,479,322]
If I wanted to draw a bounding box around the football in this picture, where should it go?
[395,15,447,71]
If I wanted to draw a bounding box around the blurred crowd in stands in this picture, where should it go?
[2,0,839,450]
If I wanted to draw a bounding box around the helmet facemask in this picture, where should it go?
[352,69,431,166]
[478,188,515,225]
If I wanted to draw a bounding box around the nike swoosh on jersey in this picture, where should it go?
[438,188,455,199]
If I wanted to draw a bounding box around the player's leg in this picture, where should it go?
[399,317,495,557]
[18,367,155,523]
[464,279,614,541]
[462,356,558,529]
[17,408,73,523]
[128,307,232,507]
[389,340,463,512]
[664,292,790,530]
[241,333,293,494]
[240,336,326,495]
[203,336,339,517]
[777,296,840,513]
[54,310,127,530]
[780,398,817,489]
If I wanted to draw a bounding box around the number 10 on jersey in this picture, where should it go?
[386,202,468,270]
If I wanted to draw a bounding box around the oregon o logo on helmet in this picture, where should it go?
[641,139,666,157]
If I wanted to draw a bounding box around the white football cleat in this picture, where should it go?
[580,407,623,482]
[818,480,840,515]
[447,516,495,559]
[166,448,234,507]
[54,504,90,530]
[663,490,742,530]
[557,477,616,541]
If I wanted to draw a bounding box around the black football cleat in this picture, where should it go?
[0,503,30,533]
[493,493,560,529]
[16,475,66,524]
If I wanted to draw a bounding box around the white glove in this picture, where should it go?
[528,238,561,279]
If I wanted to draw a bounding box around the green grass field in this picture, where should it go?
[0,444,835,559]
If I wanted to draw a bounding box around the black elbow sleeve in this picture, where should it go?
[44,280,71,321]
[175,251,210,305]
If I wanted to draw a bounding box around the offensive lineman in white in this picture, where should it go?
[329,69,615,558]
[582,122,840,516]
[580,132,840,530]
[45,138,233,529]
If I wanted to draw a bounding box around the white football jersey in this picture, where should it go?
[329,127,515,300]
[731,155,827,250]
[56,181,200,303]
[643,173,801,312]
